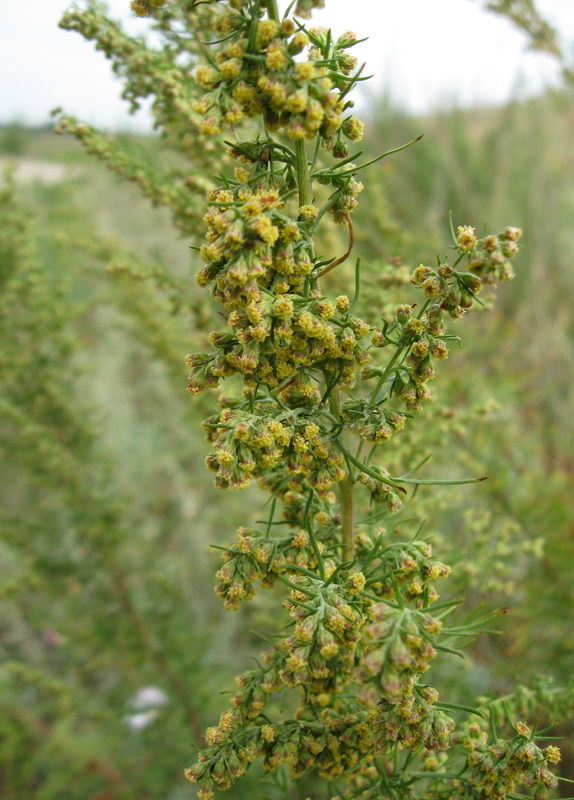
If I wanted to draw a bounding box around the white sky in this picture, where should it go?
[1,0,573,131]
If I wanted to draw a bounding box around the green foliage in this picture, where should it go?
[0,171,265,800]
[0,123,27,156]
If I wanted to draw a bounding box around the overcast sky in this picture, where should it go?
[1,0,573,131]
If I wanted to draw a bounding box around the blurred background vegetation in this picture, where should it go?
[1,64,573,800]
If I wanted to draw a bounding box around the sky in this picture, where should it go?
[1,0,573,131]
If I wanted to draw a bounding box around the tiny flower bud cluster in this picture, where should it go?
[214,525,329,609]
[281,576,365,691]
[368,302,441,412]
[295,0,325,18]
[289,705,377,780]
[358,471,405,514]
[375,688,454,752]
[192,7,364,153]
[355,604,442,707]
[411,226,521,320]
[455,723,561,800]
[365,228,520,414]
[344,398,406,445]
[186,708,378,798]
[203,407,345,493]
[196,184,302,307]
[130,0,165,16]
[315,160,365,220]
[464,226,522,285]
[188,288,371,396]
[357,535,451,607]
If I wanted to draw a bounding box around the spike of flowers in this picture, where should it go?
[100,2,563,800]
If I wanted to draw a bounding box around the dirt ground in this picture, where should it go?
[0,157,67,185]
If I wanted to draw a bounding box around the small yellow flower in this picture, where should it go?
[298,204,318,222]
[457,225,477,251]
[516,721,531,738]
[335,295,350,313]
[295,62,316,82]
[545,745,561,764]
[261,724,276,742]
[347,572,366,594]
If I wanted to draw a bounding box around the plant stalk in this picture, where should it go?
[295,138,312,207]
[369,345,404,403]
[329,385,355,562]
[264,0,280,22]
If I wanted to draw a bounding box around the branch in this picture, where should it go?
[318,212,354,278]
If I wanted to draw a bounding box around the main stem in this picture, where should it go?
[293,127,352,559]
[329,385,355,563]
[264,0,280,22]
[295,138,312,207]
[296,136,318,295]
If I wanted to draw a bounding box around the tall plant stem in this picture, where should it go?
[329,385,355,563]
[295,138,312,207]
[264,0,280,22]
[369,346,404,403]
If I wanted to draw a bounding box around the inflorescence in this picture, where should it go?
[118,2,561,800]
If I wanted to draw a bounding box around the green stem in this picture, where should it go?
[341,445,485,489]
[369,345,405,403]
[329,385,355,563]
[309,134,322,174]
[303,490,326,579]
[264,0,280,22]
[339,475,355,563]
[295,138,312,207]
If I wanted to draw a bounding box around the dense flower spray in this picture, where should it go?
[109,2,563,799]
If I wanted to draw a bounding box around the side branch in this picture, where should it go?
[318,212,354,278]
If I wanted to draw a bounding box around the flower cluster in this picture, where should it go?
[130,0,165,16]
[356,534,451,606]
[288,706,377,780]
[186,708,378,799]
[214,525,331,609]
[280,575,365,691]
[275,484,339,531]
[455,722,561,800]
[361,226,521,413]
[315,159,366,219]
[461,225,522,284]
[184,716,272,798]
[196,184,308,304]
[295,0,325,18]
[354,603,443,707]
[357,470,405,514]
[411,225,522,320]
[344,398,406,445]
[202,406,346,492]
[367,302,444,412]
[189,306,370,400]
[376,686,454,752]
[193,9,364,153]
